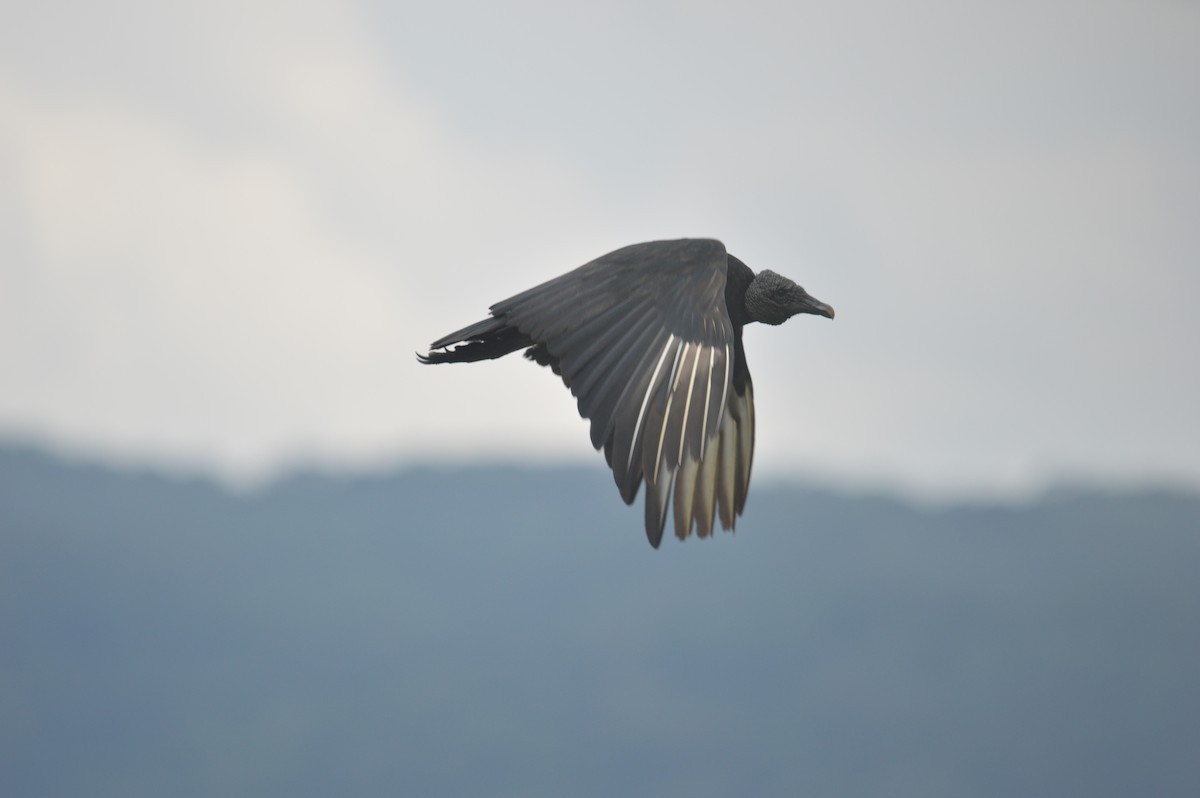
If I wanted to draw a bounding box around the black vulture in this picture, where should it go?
[419,238,834,548]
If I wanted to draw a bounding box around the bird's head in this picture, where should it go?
[744,270,835,326]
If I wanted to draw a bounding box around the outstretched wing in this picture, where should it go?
[489,238,755,547]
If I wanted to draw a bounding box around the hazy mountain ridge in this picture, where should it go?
[2,444,1199,798]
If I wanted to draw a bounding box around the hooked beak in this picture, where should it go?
[798,292,835,319]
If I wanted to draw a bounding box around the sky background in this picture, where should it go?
[2,0,1198,499]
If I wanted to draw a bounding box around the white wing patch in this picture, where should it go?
[639,338,753,543]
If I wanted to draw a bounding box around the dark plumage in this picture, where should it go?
[418,238,834,548]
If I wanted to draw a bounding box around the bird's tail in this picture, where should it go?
[417,315,534,364]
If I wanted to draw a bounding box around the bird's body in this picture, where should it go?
[419,239,833,548]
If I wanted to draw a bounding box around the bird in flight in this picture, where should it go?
[419,238,834,548]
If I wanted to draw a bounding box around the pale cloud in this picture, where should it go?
[1,0,1198,497]
[1,75,404,472]
[0,2,608,480]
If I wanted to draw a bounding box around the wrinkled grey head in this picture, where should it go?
[743,269,836,326]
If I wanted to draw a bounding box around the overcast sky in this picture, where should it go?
[2,0,1197,498]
